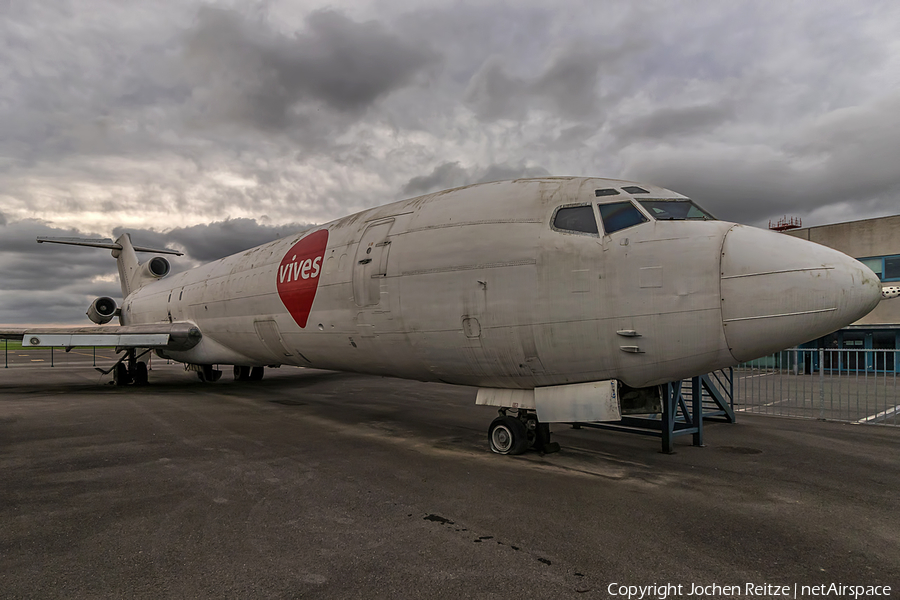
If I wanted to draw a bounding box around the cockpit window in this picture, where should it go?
[621,186,649,194]
[552,205,598,235]
[637,199,715,221]
[598,201,649,234]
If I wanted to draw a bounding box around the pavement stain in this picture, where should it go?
[419,512,591,593]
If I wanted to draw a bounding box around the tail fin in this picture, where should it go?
[113,233,142,297]
[37,234,183,298]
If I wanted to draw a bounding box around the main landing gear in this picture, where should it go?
[103,349,150,386]
[196,364,223,383]
[190,364,265,383]
[488,409,560,456]
[232,366,265,382]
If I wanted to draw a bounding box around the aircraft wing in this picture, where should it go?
[0,323,201,351]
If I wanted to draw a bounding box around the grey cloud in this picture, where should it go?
[0,220,121,323]
[530,47,603,120]
[182,7,439,131]
[612,103,734,143]
[402,161,550,196]
[464,44,627,122]
[623,106,900,228]
[401,162,470,196]
[464,57,528,121]
[476,163,551,184]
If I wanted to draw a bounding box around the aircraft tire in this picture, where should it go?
[113,362,131,387]
[132,362,149,386]
[198,365,222,383]
[488,416,528,455]
[234,366,251,381]
[249,367,265,381]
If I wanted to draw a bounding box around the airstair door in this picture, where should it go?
[353,219,394,307]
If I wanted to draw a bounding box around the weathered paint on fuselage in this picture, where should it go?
[122,176,880,389]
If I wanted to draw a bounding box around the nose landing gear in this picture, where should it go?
[488,409,560,455]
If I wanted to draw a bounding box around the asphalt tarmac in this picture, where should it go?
[1,357,898,599]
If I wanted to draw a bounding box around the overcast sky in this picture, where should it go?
[2,0,899,324]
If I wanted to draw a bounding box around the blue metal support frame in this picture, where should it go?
[568,369,735,453]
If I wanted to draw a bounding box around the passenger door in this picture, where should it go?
[353,219,394,307]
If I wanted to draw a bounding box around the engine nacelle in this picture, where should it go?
[86,296,118,324]
[141,256,170,279]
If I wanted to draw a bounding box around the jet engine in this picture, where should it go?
[86,296,118,324]
[141,256,171,279]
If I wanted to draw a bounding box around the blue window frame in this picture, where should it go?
[858,255,900,282]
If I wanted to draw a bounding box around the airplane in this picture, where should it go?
[0,177,890,455]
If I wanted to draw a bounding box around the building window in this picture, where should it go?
[859,255,900,282]
[885,256,900,280]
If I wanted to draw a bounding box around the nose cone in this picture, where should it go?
[721,225,881,362]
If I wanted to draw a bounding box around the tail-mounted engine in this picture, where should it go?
[141,256,171,279]
[87,296,118,324]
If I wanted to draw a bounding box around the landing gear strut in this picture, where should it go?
[102,348,150,386]
[197,364,223,382]
[488,409,560,455]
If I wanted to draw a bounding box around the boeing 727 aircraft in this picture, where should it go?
[0,177,890,454]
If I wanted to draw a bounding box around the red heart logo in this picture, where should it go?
[276,229,329,328]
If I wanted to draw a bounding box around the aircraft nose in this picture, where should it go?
[720,225,882,362]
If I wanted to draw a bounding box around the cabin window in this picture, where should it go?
[598,201,649,234]
[637,199,715,221]
[552,205,599,235]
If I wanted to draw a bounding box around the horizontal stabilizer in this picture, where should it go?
[36,236,183,256]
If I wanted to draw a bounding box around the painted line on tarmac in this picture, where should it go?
[856,403,900,424]
[738,372,776,380]
[736,398,794,412]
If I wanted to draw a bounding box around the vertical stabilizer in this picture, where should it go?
[112,233,141,298]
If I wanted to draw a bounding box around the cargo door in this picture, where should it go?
[254,319,293,361]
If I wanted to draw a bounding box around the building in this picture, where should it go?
[784,214,900,371]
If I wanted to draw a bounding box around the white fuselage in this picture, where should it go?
[122,177,882,389]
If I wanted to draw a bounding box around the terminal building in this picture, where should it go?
[783,214,900,372]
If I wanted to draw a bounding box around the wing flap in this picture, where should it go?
[0,323,201,351]
[23,333,170,348]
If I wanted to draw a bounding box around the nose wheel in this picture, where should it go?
[489,416,528,455]
[488,410,560,455]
